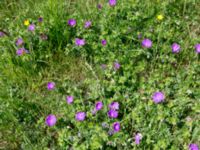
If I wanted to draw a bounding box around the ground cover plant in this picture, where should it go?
[0,0,200,149]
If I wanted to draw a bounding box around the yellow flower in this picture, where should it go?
[24,20,30,26]
[157,15,164,21]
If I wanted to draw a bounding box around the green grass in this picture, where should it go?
[0,0,200,149]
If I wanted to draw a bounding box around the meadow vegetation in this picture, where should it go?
[0,0,200,149]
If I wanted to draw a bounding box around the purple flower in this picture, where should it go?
[84,21,92,28]
[109,102,119,110]
[0,31,5,37]
[142,38,152,48]
[28,24,35,31]
[16,48,24,56]
[114,62,121,70]
[45,114,57,126]
[109,0,117,6]
[16,38,24,46]
[95,101,103,111]
[101,39,107,46]
[152,92,165,103]
[171,43,181,53]
[107,109,118,118]
[68,19,76,27]
[97,4,102,9]
[47,82,55,90]
[189,144,199,150]
[195,44,200,54]
[75,38,85,46]
[16,48,28,56]
[38,17,43,22]
[66,96,74,104]
[75,112,86,121]
[113,122,120,132]
[135,133,142,145]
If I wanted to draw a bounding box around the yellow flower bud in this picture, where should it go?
[24,20,30,26]
[157,15,164,21]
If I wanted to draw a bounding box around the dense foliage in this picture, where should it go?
[0,0,199,149]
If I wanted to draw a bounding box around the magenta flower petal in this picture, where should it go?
[47,82,55,90]
[75,112,86,121]
[84,21,92,28]
[75,38,85,46]
[109,0,117,6]
[107,109,118,118]
[101,39,107,46]
[152,92,165,103]
[16,38,24,46]
[135,133,142,145]
[189,144,199,150]
[28,24,35,31]
[68,19,76,27]
[109,101,119,110]
[113,62,120,70]
[195,44,200,54]
[171,43,181,53]
[16,48,24,56]
[45,114,57,126]
[16,48,28,56]
[113,122,120,132]
[95,101,103,111]
[66,96,74,104]
[142,38,152,48]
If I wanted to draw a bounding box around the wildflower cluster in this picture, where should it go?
[0,0,199,149]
